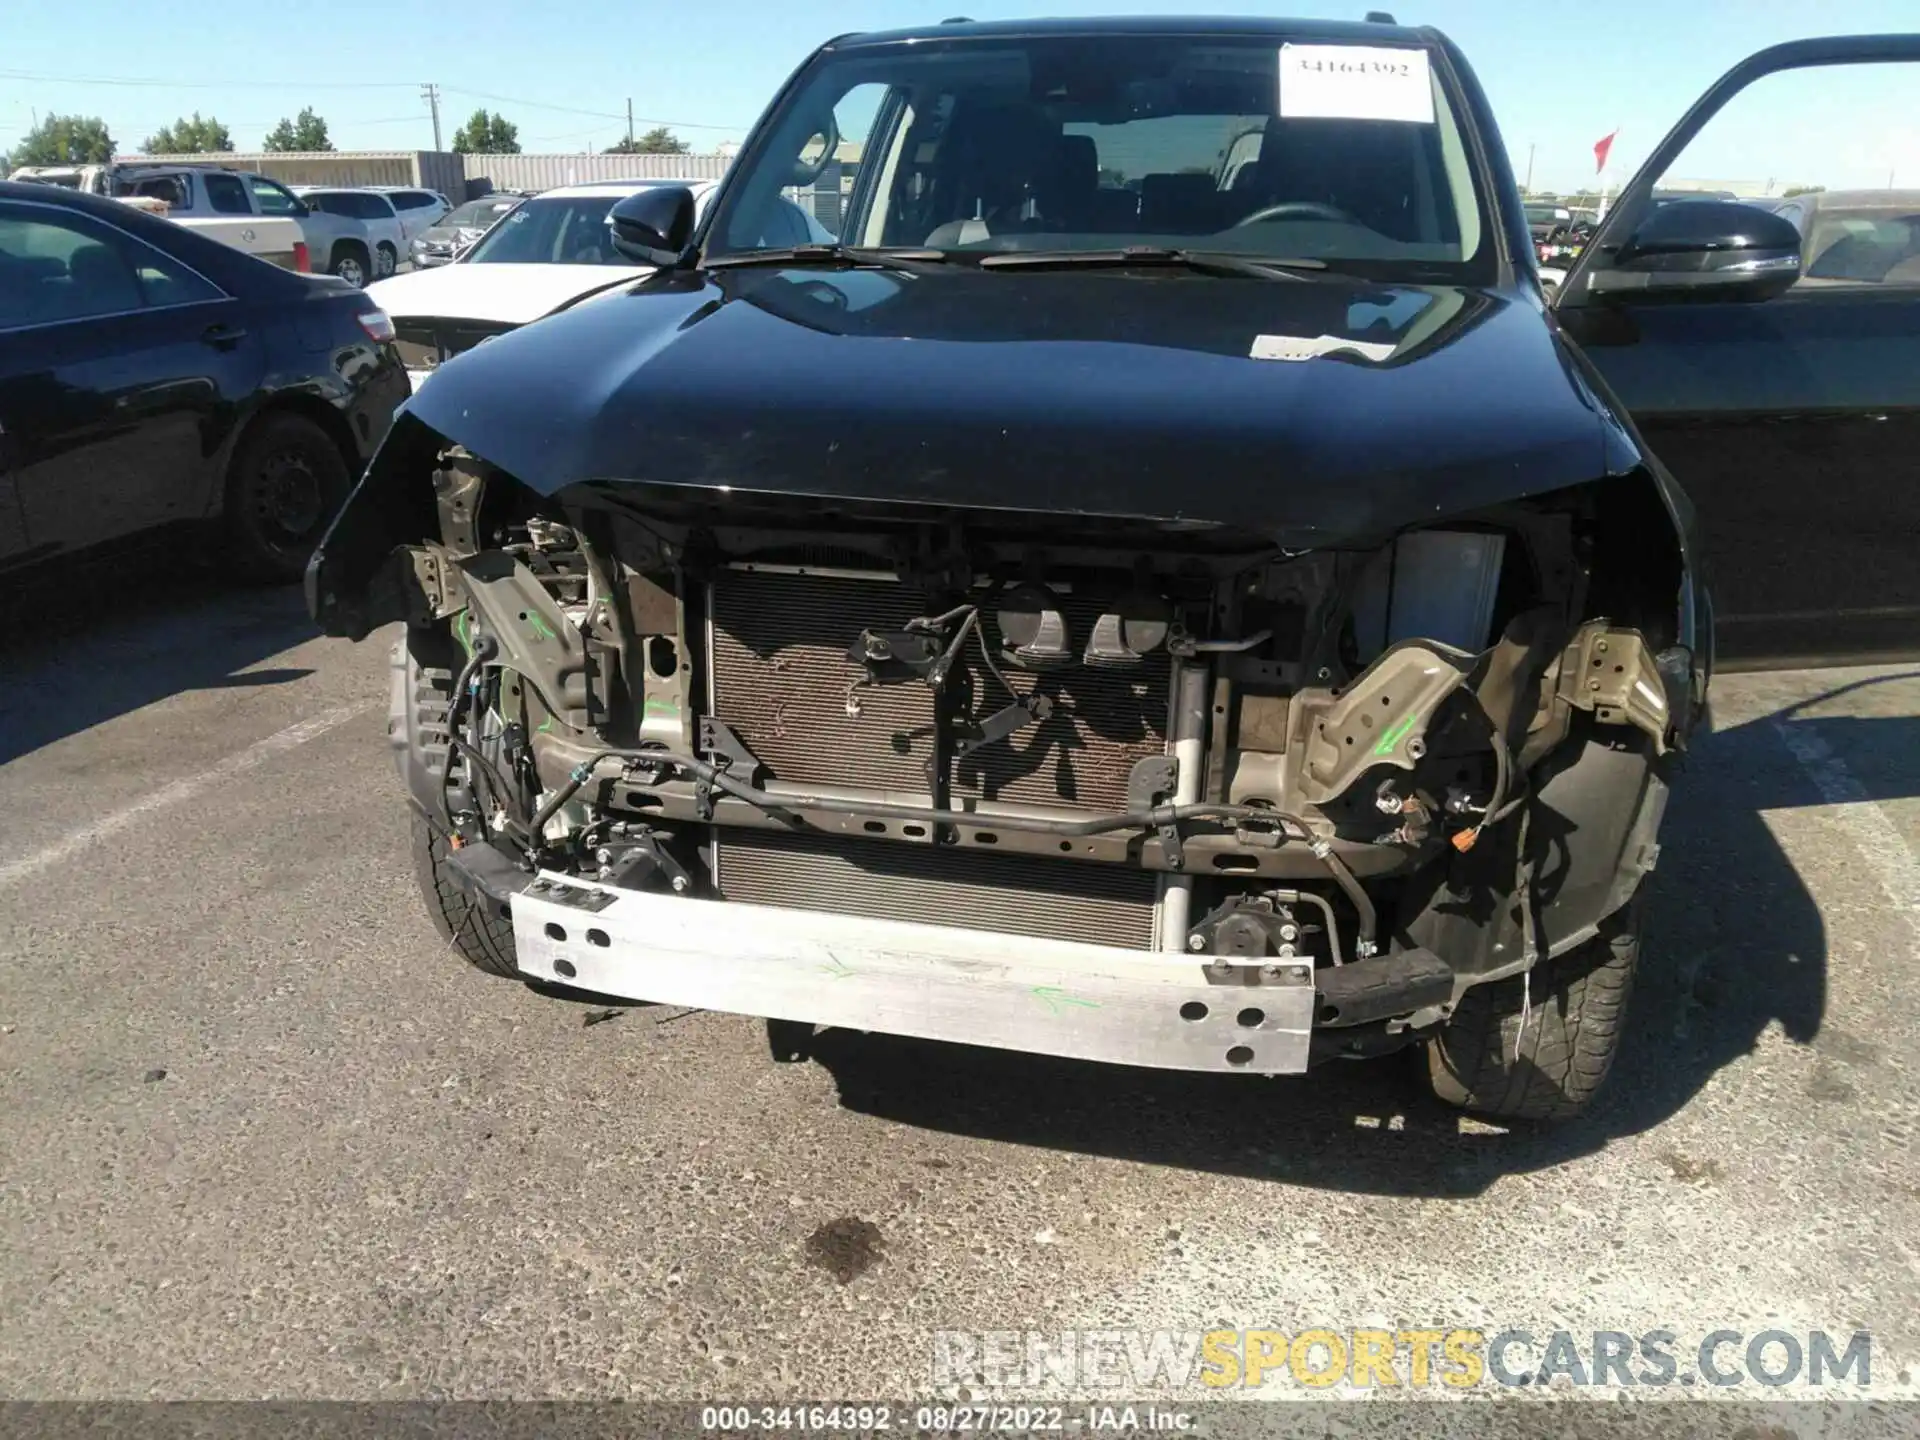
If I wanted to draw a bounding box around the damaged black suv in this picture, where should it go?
[309,19,1920,1120]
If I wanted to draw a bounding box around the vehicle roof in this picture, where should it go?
[827,14,1430,48]
[528,178,717,199]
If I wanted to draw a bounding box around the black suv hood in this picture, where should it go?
[404,263,1614,547]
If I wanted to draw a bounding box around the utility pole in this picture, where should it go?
[627,98,635,148]
[421,83,442,151]
[1525,142,1535,195]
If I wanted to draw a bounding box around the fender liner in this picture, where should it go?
[307,412,445,639]
[1398,722,1667,993]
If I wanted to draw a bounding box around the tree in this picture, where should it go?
[143,113,233,154]
[263,108,333,153]
[1783,184,1826,197]
[605,126,689,155]
[9,113,114,166]
[452,108,520,155]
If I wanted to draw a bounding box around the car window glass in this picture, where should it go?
[128,245,224,307]
[354,194,397,220]
[446,199,511,227]
[712,37,1489,280]
[1650,60,1920,289]
[246,176,302,215]
[129,175,188,208]
[203,173,251,215]
[0,207,217,327]
[464,195,626,264]
[762,196,809,246]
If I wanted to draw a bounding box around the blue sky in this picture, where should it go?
[4,0,1916,194]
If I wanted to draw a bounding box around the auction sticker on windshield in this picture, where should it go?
[1279,44,1435,124]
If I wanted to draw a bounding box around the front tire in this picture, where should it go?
[1425,899,1642,1121]
[223,411,351,584]
[411,812,521,977]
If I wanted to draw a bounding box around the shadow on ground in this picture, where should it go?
[0,564,315,765]
[800,676,1918,1196]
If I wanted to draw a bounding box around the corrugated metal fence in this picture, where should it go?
[136,150,452,189]
[460,152,732,192]
[130,149,726,199]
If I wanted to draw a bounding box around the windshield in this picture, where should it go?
[705,32,1491,279]
[444,198,518,228]
[463,194,631,265]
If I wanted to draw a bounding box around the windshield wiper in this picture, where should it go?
[976,246,1327,279]
[702,243,950,271]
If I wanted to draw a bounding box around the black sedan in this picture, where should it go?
[0,181,409,583]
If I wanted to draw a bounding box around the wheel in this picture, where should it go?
[1425,899,1642,1121]
[222,411,351,584]
[376,241,397,278]
[331,245,369,287]
[411,811,521,978]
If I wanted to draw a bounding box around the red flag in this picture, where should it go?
[1594,130,1617,174]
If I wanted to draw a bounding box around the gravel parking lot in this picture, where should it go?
[1,578,1916,1405]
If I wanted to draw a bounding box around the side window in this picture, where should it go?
[357,195,396,221]
[1649,59,1920,289]
[202,173,251,215]
[130,175,188,209]
[246,176,302,215]
[128,246,224,309]
[0,207,217,327]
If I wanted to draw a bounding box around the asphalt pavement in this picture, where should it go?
[1,575,1915,1409]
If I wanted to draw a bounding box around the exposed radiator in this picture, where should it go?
[954,591,1172,811]
[710,572,937,793]
[707,570,1171,809]
[716,829,1158,949]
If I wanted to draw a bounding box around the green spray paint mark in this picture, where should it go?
[819,953,856,981]
[525,612,558,642]
[454,609,474,657]
[643,696,681,717]
[1031,986,1099,1015]
[1374,714,1417,757]
[535,716,555,736]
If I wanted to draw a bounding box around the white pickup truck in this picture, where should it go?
[8,163,366,278]
[107,190,306,270]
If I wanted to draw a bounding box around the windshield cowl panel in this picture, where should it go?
[703,31,1496,286]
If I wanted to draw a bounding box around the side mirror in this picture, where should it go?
[1593,199,1800,303]
[608,186,696,266]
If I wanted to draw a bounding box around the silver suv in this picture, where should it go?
[240,174,378,286]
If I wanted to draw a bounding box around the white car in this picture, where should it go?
[291,187,407,279]
[369,186,452,246]
[367,178,834,390]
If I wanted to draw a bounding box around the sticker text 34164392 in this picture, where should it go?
[1278,44,1436,124]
